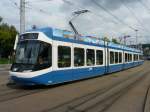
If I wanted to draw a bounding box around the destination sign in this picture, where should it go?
[20,33,38,40]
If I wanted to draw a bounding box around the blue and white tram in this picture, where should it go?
[10,27,144,85]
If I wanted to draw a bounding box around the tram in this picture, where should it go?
[9,27,144,85]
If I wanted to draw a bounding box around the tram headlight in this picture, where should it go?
[12,68,18,72]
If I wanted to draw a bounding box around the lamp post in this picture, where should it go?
[69,10,90,39]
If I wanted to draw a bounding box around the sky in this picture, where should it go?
[1,0,150,44]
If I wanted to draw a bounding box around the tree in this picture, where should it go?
[0,16,2,23]
[112,38,120,44]
[102,36,110,42]
[0,17,18,58]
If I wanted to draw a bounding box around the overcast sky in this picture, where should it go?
[1,0,150,44]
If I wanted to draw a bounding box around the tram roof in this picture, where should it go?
[27,27,142,53]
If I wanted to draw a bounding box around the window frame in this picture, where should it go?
[115,52,119,64]
[125,53,128,63]
[86,49,95,66]
[119,52,122,63]
[110,51,115,64]
[57,45,71,68]
[96,50,103,65]
[74,47,85,67]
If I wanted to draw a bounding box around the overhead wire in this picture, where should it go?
[62,0,121,37]
[92,0,136,31]
[8,0,20,9]
[121,0,149,33]
[137,0,150,15]
[26,0,53,4]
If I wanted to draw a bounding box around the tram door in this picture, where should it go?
[104,41,109,74]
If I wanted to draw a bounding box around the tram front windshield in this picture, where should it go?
[11,40,52,72]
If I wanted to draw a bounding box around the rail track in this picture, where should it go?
[143,84,150,112]
[0,83,52,103]
[43,67,150,112]
[0,63,149,112]
[0,64,143,104]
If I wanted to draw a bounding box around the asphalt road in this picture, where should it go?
[0,62,150,112]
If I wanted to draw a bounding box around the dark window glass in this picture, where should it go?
[128,54,130,62]
[130,54,132,62]
[137,54,138,61]
[119,52,122,63]
[125,53,128,62]
[20,33,38,40]
[129,54,132,62]
[86,49,95,66]
[134,54,138,61]
[58,46,71,68]
[74,48,84,67]
[115,52,118,63]
[139,55,143,60]
[37,43,52,68]
[15,40,40,64]
[96,50,103,65]
[14,40,52,71]
[110,51,114,64]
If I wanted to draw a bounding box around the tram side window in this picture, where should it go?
[96,50,103,65]
[139,55,143,60]
[130,54,132,62]
[86,49,95,66]
[125,53,128,62]
[110,51,114,64]
[128,54,130,62]
[58,46,71,68]
[115,52,119,63]
[137,54,139,61]
[134,54,136,61]
[134,54,138,61]
[119,52,122,63]
[37,43,52,68]
[135,55,137,61]
[74,48,84,67]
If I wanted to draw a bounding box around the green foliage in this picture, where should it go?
[0,17,2,23]
[0,16,18,58]
[102,36,110,42]
[112,38,120,44]
[0,58,12,64]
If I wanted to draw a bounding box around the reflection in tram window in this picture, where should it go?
[15,40,52,71]
[58,46,71,68]
[74,48,84,67]
[86,49,95,66]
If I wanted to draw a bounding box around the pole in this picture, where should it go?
[69,10,89,39]
[135,29,138,49]
[20,0,25,34]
